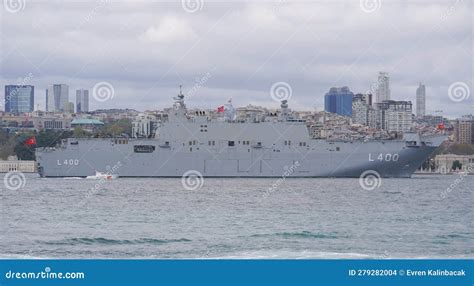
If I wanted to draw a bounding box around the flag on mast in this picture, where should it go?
[24,136,36,146]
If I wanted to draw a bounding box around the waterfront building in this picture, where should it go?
[435,154,474,174]
[0,156,37,173]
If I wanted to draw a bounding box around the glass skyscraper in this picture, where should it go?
[4,85,34,114]
[46,84,69,112]
[324,86,354,116]
[76,89,89,113]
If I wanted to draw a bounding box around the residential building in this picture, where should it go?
[76,89,89,113]
[46,84,69,112]
[324,86,353,117]
[4,85,34,114]
[352,93,373,126]
[375,100,413,132]
[454,115,474,144]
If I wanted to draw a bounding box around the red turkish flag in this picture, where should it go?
[217,106,224,113]
[24,136,36,146]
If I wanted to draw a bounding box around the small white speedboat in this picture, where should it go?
[86,171,118,180]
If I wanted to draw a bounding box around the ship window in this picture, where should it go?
[228,141,235,147]
[212,141,215,146]
[288,140,291,145]
[134,145,155,153]
[189,141,192,146]
[336,147,340,151]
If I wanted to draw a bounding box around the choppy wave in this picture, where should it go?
[249,231,345,240]
[210,250,373,259]
[42,237,191,245]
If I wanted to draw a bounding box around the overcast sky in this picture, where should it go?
[1,0,472,118]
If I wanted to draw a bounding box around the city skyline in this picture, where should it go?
[1,1,472,118]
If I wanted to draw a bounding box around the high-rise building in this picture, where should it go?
[46,84,69,112]
[4,85,34,114]
[76,89,89,113]
[375,100,413,132]
[352,93,374,126]
[324,86,353,117]
[375,72,390,103]
[416,83,426,117]
[454,115,474,144]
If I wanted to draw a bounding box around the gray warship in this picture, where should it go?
[36,92,446,178]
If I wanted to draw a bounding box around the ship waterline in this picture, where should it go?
[36,94,446,178]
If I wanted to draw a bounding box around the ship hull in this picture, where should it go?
[36,138,440,178]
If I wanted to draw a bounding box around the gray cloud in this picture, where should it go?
[1,0,472,117]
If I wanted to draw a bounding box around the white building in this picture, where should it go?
[416,83,426,117]
[132,113,159,138]
[375,72,390,103]
[435,154,474,174]
[0,156,37,173]
[46,84,69,112]
[76,89,89,113]
[375,100,413,132]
